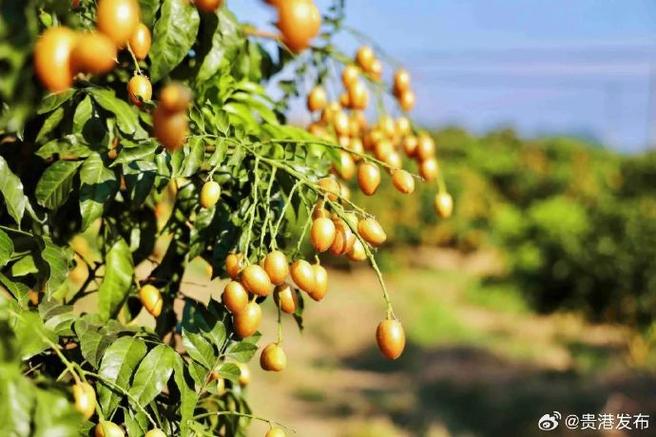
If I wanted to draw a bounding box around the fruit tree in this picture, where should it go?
[0,0,451,435]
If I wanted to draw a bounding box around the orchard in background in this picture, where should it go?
[0,0,451,435]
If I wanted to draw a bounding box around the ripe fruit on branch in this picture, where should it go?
[392,169,415,194]
[266,427,286,437]
[369,58,383,80]
[358,218,387,246]
[419,158,439,181]
[347,239,367,262]
[399,89,416,112]
[237,363,251,386]
[277,0,321,52]
[376,319,406,360]
[95,421,125,437]
[416,134,435,160]
[274,284,296,314]
[33,27,77,92]
[357,162,381,196]
[200,180,221,208]
[139,284,163,317]
[333,110,350,137]
[73,382,96,420]
[307,86,327,112]
[263,250,289,285]
[222,281,248,313]
[317,177,340,201]
[195,0,223,13]
[153,106,188,151]
[308,263,328,301]
[144,430,166,437]
[240,265,272,296]
[127,75,152,106]
[128,23,151,60]
[347,80,369,110]
[335,151,356,180]
[233,302,262,338]
[311,217,336,253]
[329,218,356,256]
[225,253,244,279]
[341,64,359,87]
[434,192,453,218]
[260,343,287,371]
[96,0,140,47]
[71,32,117,75]
[290,259,314,293]
[396,116,411,136]
[402,135,418,157]
[159,83,192,112]
[393,68,411,96]
[355,45,375,71]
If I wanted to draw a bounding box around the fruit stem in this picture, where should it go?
[243,157,260,261]
[126,43,142,75]
[260,167,277,253]
[243,26,281,42]
[191,411,294,432]
[271,181,301,247]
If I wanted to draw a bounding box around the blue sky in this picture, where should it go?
[231,1,656,151]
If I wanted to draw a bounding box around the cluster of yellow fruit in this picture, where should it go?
[34,0,150,93]
[264,0,322,52]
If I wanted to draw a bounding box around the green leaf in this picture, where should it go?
[36,135,92,160]
[75,318,117,368]
[79,153,118,231]
[0,364,34,437]
[197,8,240,83]
[0,156,28,224]
[225,341,258,363]
[0,229,13,268]
[38,237,69,298]
[173,355,198,437]
[128,344,176,406]
[182,328,215,369]
[149,0,200,82]
[13,310,57,360]
[97,238,134,319]
[33,386,81,437]
[35,160,81,210]
[0,273,29,307]
[139,0,161,26]
[97,336,147,417]
[35,106,64,144]
[217,362,240,382]
[88,88,140,136]
[37,89,75,114]
[39,301,76,336]
[11,256,36,277]
[181,137,204,177]
[73,95,93,133]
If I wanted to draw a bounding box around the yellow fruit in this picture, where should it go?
[308,263,328,301]
[434,192,453,218]
[355,45,375,71]
[200,181,221,208]
[358,218,386,246]
[263,250,289,286]
[333,110,350,137]
[392,169,415,194]
[357,162,381,196]
[95,421,125,437]
[266,428,286,437]
[307,86,327,112]
[398,89,416,112]
[144,430,166,437]
[318,177,340,201]
[222,281,249,313]
[274,284,296,314]
[153,106,188,151]
[416,134,435,160]
[290,259,314,293]
[159,83,192,112]
[34,27,78,92]
[341,64,359,87]
[96,0,140,47]
[238,363,251,386]
[396,116,411,136]
[419,158,439,181]
[233,302,262,338]
[329,218,355,256]
[128,23,151,60]
[139,284,163,317]
[260,343,287,371]
[71,31,117,75]
[402,135,418,157]
[374,139,393,161]
[347,239,367,262]
[225,253,244,279]
[376,319,405,360]
[240,265,272,297]
[369,58,382,80]
[73,382,96,420]
[311,217,336,253]
[127,75,152,106]
[335,151,356,180]
[393,68,411,95]
[385,151,402,169]
[277,0,321,52]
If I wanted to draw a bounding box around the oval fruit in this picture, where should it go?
[347,239,367,262]
[71,31,117,75]
[290,259,314,293]
[127,75,152,106]
[393,68,411,95]
[399,89,416,112]
[376,319,406,360]
[266,428,286,437]
[233,302,262,338]
[139,284,162,317]
[95,421,125,437]
[374,139,393,161]
[434,192,453,218]
[402,135,418,157]
[318,177,340,201]
[200,180,221,208]
[222,281,248,313]
[96,0,140,47]
[355,45,375,71]
[358,218,386,246]
[416,134,435,160]
[308,263,328,301]
[263,250,289,286]
[311,217,336,253]
[312,201,329,220]
[33,27,78,92]
[225,253,244,279]
[335,151,356,180]
[369,58,382,80]
[392,169,415,194]
[347,80,368,110]
[73,382,96,420]
[333,110,350,137]
[260,343,287,371]
[195,0,223,13]
[274,284,296,314]
[329,219,355,256]
[129,23,151,60]
[240,264,272,296]
[357,162,381,196]
[419,158,439,181]
[159,83,192,112]
[396,116,411,136]
[144,430,166,437]
[307,86,327,112]
[277,0,321,52]
[153,106,188,151]
[341,64,359,87]
[385,151,402,169]
[237,363,251,386]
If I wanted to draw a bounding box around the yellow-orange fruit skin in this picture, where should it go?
[393,68,411,95]
[277,0,321,52]
[290,259,315,293]
[358,218,387,246]
[71,32,117,75]
[225,253,244,279]
[237,363,251,386]
[318,177,340,201]
[96,0,140,47]
[357,162,381,196]
[195,0,223,13]
[310,217,336,253]
[200,181,221,208]
[434,192,454,218]
[73,382,96,420]
[139,284,163,317]
[399,89,416,112]
[274,284,296,314]
[159,83,192,112]
[222,281,248,313]
[392,169,415,194]
[127,75,152,106]
[308,264,328,301]
[307,86,327,112]
[240,264,272,297]
[144,430,166,437]
[376,319,406,360]
[129,23,151,60]
[233,302,262,338]
[355,45,375,71]
[419,158,439,181]
[347,239,367,262]
[266,427,287,437]
[95,421,125,437]
[153,106,188,151]
[34,27,78,92]
[416,135,436,160]
[263,250,289,286]
[260,343,287,371]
